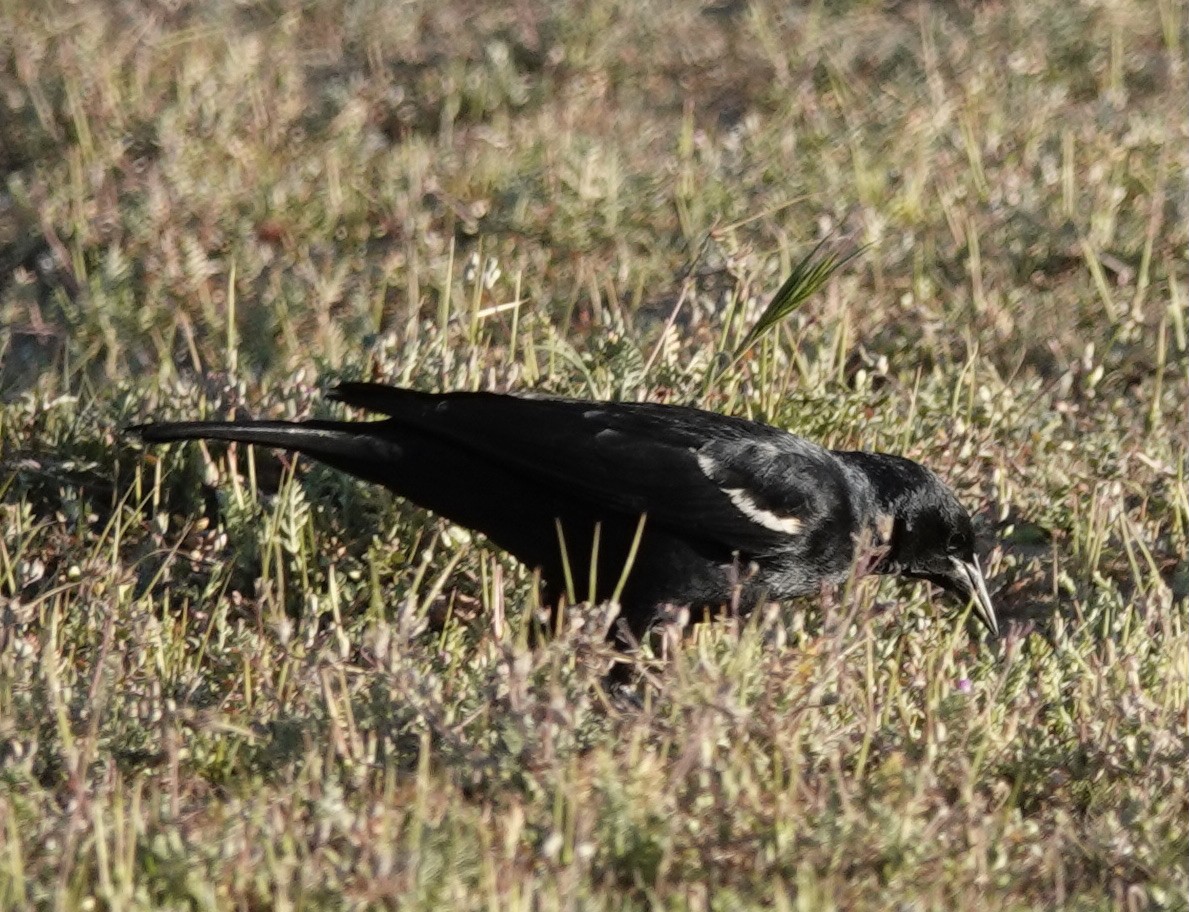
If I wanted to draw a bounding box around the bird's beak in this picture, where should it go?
[947,555,998,637]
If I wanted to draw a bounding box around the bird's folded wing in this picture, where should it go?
[330,383,847,555]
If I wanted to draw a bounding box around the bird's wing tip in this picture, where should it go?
[326,380,377,404]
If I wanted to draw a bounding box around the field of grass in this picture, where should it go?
[1,0,1187,908]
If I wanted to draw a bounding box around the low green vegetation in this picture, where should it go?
[1,1,1185,908]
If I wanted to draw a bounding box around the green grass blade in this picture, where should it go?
[733,239,867,360]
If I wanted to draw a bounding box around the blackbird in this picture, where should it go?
[131,382,997,638]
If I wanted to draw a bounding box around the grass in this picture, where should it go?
[1,0,1187,908]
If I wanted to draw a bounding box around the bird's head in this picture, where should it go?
[841,452,998,636]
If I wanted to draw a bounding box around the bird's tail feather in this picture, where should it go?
[128,419,396,463]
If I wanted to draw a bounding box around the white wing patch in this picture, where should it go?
[721,488,803,534]
[696,450,803,535]
[696,450,718,478]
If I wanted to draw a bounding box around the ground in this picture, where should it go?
[0,1,1186,909]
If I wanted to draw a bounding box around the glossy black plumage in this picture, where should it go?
[130,382,998,638]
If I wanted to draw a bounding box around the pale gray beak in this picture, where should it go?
[949,555,998,637]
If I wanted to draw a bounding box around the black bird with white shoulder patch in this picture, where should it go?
[130,382,998,638]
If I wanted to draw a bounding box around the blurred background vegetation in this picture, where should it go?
[3,0,1184,387]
